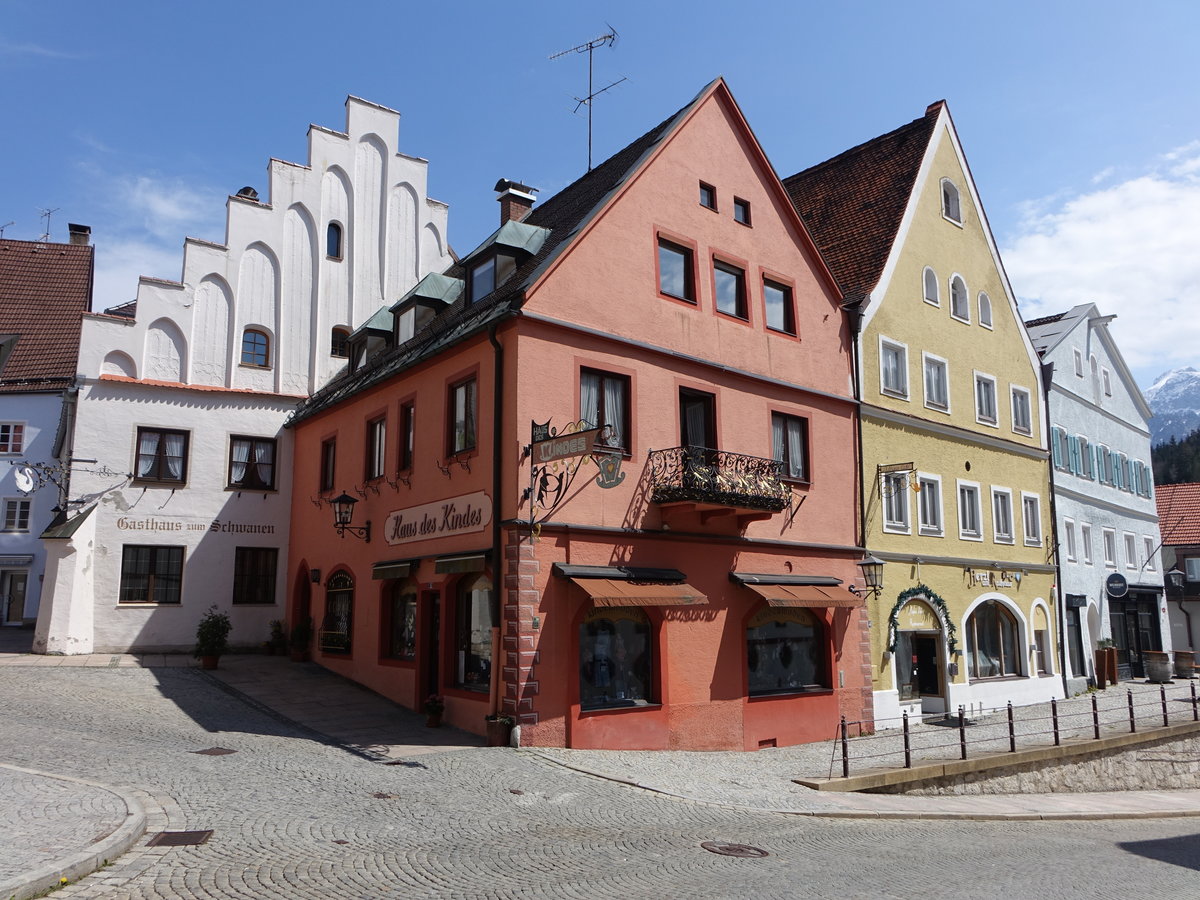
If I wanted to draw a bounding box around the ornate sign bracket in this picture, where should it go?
[524,418,624,529]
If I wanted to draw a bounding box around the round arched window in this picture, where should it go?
[966,600,1020,678]
[327,222,343,260]
[241,328,269,367]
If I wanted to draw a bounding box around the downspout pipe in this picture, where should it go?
[1040,360,1071,698]
[487,323,504,718]
[841,296,867,557]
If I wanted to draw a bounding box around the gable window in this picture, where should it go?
[733,197,752,226]
[319,438,336,492]
[922,267,939,306]
[771,412,808,482]
[2,498,30,532]
[455,573,494,692]
[883,471,910,533]
[365,417,386,480]
[399,402,415,471]
[880,338,908,398]
[469,253,517,303]
[941,178,962,223]
[580,368,631,454]
[320,572,353,654]
[763,279,796,335]
[966,601,1020,679]
[657,238,695,302]
[228,436,276,490]
[1102,528,1117,567]
[326,222,343,260]
[135,427,188,484]
[713,259,747,319]
[1102,367,1112,397]
[1022,493,1042,546]
[958,481,982,540]
[1011,386,1032,435]
[241,328,270,367]
[1081,523,1093,565]
[384,578,418,660]
[448,377,477,456]
[747,607,827,695]
[331,327,350,358]
[119,545,184,604]
[581,606,653,708]
[1123,532,1138,570]
[974,373,997,425]
[950,276,969,322]
[918,474,943,536]
[699,182,716,210]
[992,488,1014,543]
[0,423,24,454]
[923,354,949,411]
[1073,348,1084,377]
[1064,518,1077,561]
[232,547,278,605]
[978,292,993,329]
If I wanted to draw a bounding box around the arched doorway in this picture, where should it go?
[893,598,946,714]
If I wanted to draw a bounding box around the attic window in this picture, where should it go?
[699,182,717,210]
[330,327,350,358]
[941,179,962,224]
[470,254,517,303]
[733,197,751,226]
[978,292,993,329]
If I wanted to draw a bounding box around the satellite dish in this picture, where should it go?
[13,466,35,494]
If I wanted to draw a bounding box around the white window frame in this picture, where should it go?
[917,472,943,536]
[1143,536,1156,572]
[922,267,940,306]
[0,422,25,455]
[1123,532,1138,571]
[1073,348,1084,377]
[1102,367,1112,397]
[991,488,1014,544]
[882,471,911,534]
[974,372,998,426]
[1021,492,1042,547]
[879,336,909,400]
[1010,386,1032,436]
[957,480,983,541]
[978,292,993,329]
[941,177,963,224]
[1186,557,1200,581]
[1064,518,1077,562]
[2,497,30,533]
[922,352,950,413]
[949,274,970,323]
[1078,435,1093,479]
[1081,523,1093,566]
[1102,528,1117,568]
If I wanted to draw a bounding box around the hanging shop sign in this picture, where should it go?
[531,426,601,464]
[1106,573,1129,598]
[383,491,492,546]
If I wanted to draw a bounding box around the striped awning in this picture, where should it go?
[569,578,707,607]
[742,583,863,608]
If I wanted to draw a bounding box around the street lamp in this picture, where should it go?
[331,492,371,542]
[1167,566,1185,593]
[856,553,885,598]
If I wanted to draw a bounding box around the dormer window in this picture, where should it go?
[941,178,962,224]
[327,222,343,260]
[469,253,517,303]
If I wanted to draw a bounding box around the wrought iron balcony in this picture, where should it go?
[646,446,791,516]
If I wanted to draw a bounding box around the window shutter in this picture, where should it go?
[1051,428,1063,467]
[1067,435,1079,474]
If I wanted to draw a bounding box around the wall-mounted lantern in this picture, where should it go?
[331,492,371,543]
[855,553,885,598]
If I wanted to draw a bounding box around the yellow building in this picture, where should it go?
[785,102,1062,724]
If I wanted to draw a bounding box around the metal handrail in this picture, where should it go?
[646,446,791,512]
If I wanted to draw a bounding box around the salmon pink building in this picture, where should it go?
[285,80,871,750]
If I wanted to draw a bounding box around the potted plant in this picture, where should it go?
[423,694,445,728]
[289,617,313,662]
[485,713,515,747]
[194,605,232,670]
[267,619,287,655]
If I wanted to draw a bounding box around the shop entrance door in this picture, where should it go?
[896,631,945,714]
[0,571,27,625]
[1110,596,1162,680]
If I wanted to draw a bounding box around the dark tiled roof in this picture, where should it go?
[1023,312,1066,329]
[782,104,940,299]
[288,84,705,426]
[1157,483,1200,546]
[0,239,94,393]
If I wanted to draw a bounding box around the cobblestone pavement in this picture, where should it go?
[3,665,1200,899]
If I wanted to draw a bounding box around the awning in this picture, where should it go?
[372,559,415,580]
[742,583,863,608]
[434,553,488,574]
[569,577,707,607]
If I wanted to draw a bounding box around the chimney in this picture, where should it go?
[494,178,538,224]
[67,223,91,246]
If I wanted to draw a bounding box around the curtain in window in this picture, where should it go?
[230,439,251,485]
[602,377,625,448]
[137,431,159,478]
[771,415,785,464]
[683,398,707,449]
[163,433,185,479]
[254,440,274,485]
[786,419,804,479]
[580,371,600,428]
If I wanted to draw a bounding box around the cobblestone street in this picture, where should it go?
[3,664,1199,899]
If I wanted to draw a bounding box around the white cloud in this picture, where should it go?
[0,37,79,60]
[1004,143,1200,386]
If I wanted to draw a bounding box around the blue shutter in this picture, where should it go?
[1067,435,1080,474]
[1051,428,1063,468]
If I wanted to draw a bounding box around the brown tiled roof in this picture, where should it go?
[1157,483,1200,545]
[782,103,941,299]
[0,239,93,394]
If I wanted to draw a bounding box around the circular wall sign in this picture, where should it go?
[1106,573,1128,598]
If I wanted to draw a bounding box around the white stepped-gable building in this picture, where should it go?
[34,97,451,654]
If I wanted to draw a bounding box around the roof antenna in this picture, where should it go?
[37,207,60,242]
[550,26,627,172]
[0,221,12,238]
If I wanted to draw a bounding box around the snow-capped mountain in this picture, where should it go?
[1145,367,1200,446]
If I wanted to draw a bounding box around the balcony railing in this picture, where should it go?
[646,446,791,513]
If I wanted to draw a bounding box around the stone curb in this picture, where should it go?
[0,763,147,900]
[521,750,1200,822]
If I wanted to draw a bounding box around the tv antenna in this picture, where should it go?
[550,27,627,172]
[38,207,60,242]
[0,221,13,238]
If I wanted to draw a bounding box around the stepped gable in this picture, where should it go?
[782,104,940,300]
[0,238,94,393]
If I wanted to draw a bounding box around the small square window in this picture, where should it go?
[733,197,751,225]
[134,428,189,484]
[657,238,695,303]
[0,423,25,454]
[763,279,795,335]
[228,436,276,491]
[233,547,278,605]
[699,182,716,210]
[713,260,747,319]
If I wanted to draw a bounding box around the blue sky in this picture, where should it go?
[4,0,1199,389]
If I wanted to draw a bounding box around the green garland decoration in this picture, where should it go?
[885,583,959,655]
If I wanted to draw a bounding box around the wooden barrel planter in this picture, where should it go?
[1144,650,1174,683]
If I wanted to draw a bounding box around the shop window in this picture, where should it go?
[241,328,270,367]
[134,427,188,484]
[384,578,417,660]
[580,368,630,454]
[447,377,477,456]
[228,436,276,490]
[119,545,184,604]
[966,600,1020,679]
[747,606,827,695]
[232,547,277,605]
[580,606,652,709]
[320,572,354,654]
[454,573,494,692]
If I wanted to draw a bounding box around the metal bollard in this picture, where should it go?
[1051,698,1060,746]
[1092,693,1100,740]
[958,706,967,760]
[1007,701,1016,753]
[840,716,849,778]
[902,711,912,769]
[1161,684,1170,727]
[1128,689,1136,733]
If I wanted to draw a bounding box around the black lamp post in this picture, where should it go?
[856,553,885,598]
[331,492,371,542]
